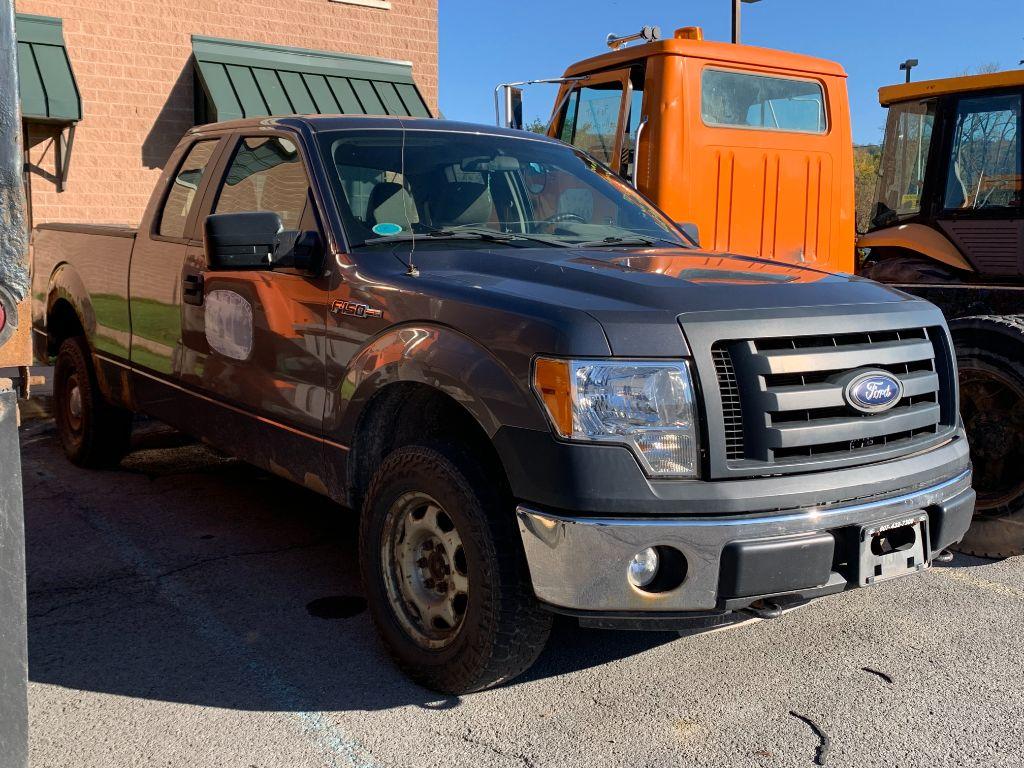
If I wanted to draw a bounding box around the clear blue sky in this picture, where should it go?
[439,0,1023,145]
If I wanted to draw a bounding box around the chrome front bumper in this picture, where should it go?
[516,470,974,613]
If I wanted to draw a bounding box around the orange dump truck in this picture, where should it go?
[498,25,856,272]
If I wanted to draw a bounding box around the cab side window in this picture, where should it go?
[214,136,310,229]
[158,140,219,239]
[560,81,625,167]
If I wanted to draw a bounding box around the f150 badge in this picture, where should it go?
[331,300,383,319]
[843,370,904,414]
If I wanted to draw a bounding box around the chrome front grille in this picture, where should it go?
[712,327,954,469]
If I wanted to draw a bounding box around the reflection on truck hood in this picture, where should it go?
[399,245,907,311]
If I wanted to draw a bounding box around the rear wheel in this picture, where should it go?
[359,443,551,693]
[54,336,133,467]
[860,252,964,284]
[951,316,1024,558]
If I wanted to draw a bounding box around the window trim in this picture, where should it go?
[152,137,225,244]
[699,66,830,136]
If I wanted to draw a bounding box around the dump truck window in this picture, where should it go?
[872,100,936,228]
[158,140,218,239]
[942,93,1022,211]
[701,69,826,134]
[561,81,625,167]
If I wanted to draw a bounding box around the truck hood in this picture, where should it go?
[400,245,917,355]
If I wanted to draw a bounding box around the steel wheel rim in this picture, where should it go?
[66,374,83,432]
[381,491,470,650]
[959,363,1024,510]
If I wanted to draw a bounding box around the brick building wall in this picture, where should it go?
[18,0,438,227]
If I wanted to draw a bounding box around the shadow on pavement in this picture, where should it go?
[23,421,675,714]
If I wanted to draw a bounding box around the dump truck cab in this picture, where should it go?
[526,27,856,272]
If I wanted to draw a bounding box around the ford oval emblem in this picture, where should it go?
[844,370,904,414]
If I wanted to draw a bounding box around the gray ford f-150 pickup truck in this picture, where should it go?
[32,116,975,693]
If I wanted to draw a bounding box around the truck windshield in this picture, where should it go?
[872,99,937,229]
[317,128,688,249]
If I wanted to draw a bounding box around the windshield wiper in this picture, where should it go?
[572,235,688,249]
[361,229,519,246]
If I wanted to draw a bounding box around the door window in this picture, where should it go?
[158,140,219,239]
[559,80,626,167]
[872,99,936,227]
[942,94,1022,211]
[215,136,310,229]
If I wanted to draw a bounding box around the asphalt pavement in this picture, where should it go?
[20,415,1024,767]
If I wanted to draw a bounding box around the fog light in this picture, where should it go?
[628,547,660,588]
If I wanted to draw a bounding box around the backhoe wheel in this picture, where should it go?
[359,443,552,693]
[54,336,133,468]
[951,315,1024,558]
[861,253,962,284]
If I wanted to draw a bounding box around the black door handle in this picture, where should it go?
[183,273,204,306]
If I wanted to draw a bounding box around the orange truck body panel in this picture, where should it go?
[550,36,856,272]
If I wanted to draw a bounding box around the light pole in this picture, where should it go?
[732,0,762,45]
[900,58,919,83]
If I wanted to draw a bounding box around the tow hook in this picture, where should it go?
[739,599,783,620]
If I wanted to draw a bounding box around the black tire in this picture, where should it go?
[950,315,1024,558]
[359,443,552,693]
[53,336,133,468]
[861,253,963,284]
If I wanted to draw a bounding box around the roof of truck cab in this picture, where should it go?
[562,37,847,79]
[879,69,1024,106]
[188,115,558,140]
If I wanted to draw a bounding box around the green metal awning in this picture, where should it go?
[15,14,81,123]
[192,36,431,124]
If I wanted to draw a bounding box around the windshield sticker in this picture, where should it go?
[205,290,254,361]
[372,222,403,236]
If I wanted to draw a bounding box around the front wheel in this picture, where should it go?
[359,444,551,693]
[952,315,1024,558]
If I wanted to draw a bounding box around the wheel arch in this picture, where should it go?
[333,323,548,510]
[858,223,974,273]
[44,263,94,357]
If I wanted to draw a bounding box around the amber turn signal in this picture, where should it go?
[532,358,573,437]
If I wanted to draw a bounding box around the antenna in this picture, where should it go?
[606,26,661,51]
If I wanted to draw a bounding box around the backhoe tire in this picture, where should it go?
[861,253,962,284]
[54,336,133,468]
[950,315,1024,558]
[359,443,551,694]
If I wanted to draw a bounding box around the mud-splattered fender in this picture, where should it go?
[328,323,551,447]
[44,263,96,343]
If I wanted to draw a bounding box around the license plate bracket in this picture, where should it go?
[857,513,930,586]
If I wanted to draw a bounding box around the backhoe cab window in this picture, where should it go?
[702,69,827,134]
[872,100,936,228]
[320,129,686,249]
[943,94,1022,211]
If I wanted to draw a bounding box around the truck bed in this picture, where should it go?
[32,223,137,362]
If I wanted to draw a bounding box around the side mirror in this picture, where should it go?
[496,84,524,130]
[274,229,324,273]
[677,222,700,248]
[205,211,282,270]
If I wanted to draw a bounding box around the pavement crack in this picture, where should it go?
[861,666,894,684]
[789,711,830,766]
[460,731,537,768]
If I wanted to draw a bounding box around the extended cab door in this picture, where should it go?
[177,132,332,487]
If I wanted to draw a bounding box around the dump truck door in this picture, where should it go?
[554,69,635,177]
[933,91,1023,277]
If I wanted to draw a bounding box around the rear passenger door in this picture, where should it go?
[177,133,331,478]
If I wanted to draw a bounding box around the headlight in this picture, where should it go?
[533,358,700,477]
